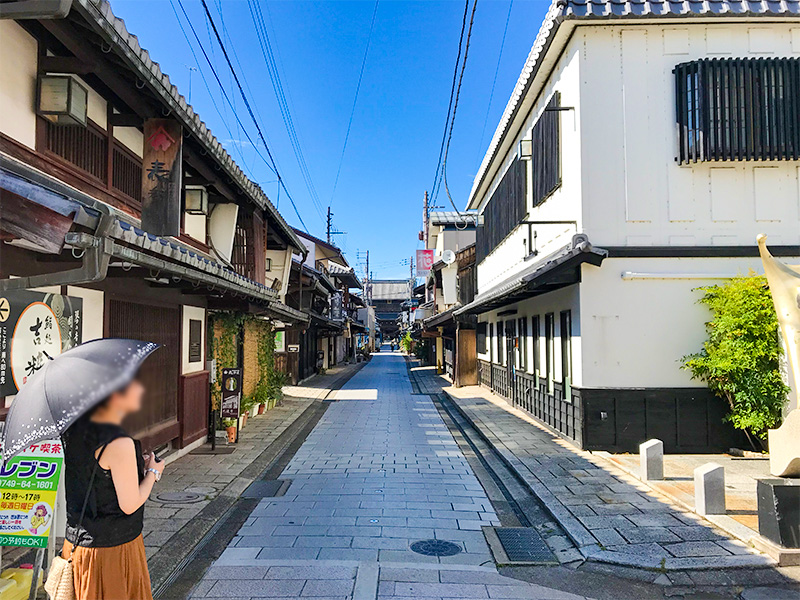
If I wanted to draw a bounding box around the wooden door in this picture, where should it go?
[455,328,477,387]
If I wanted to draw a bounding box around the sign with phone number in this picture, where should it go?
[0,441,63,548]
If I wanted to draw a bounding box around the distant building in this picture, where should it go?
[370,280,412,339]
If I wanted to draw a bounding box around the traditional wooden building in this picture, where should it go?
[0,0,307,453]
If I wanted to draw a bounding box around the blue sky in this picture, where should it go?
[113,0,550,279]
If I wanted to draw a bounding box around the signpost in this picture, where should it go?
[0,290,82,396]
[220,367,241,443]
[0,441,64,600]
[142,119,183,236]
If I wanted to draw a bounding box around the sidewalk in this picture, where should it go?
[144,362,364,589]
[408,364,772,571]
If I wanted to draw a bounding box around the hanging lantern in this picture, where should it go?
[184,185,209,216]
[37,75,88,126]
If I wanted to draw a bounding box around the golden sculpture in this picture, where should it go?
[757,234,800,477]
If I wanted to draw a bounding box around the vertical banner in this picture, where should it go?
[0,290,82,396]
[0,441,64,548]
[416,249,434,277]
[142,119,182,236]
[220,367,241,419]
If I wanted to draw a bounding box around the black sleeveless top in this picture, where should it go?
[62,419,146,548]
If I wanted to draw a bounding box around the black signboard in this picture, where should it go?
[188,319,202,363]
[220,367,241,419]
[0,290,82,396]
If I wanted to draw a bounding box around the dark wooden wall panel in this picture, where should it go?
[178,370,209,448]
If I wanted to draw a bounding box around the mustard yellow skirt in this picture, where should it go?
[61,534,153,600]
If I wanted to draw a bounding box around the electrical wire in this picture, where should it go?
[248,0,326,223]
[329,0,380,208]
[474,0,513,170]
[429,0,470,203]
[440,0,478,223]
[176,0,309,231]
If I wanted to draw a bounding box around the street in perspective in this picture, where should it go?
[1,0,800,599]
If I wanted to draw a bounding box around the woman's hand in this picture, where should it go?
[144,453,166,477]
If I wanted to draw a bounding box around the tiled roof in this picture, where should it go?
[468,0,800,209]
[429,211,479,226]
[71,0,305,254]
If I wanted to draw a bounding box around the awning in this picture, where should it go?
[454,236,607,316]
[328,263,363,290]
[423,305,459,330]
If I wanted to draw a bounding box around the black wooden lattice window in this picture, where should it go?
[532,93,561,206]
[545,313,554,383]
[476,159,527,263]
[560,310,572,384]
[675,58,800,164]
[518,317,528,372]
[496,320,504,365]
[477,322,488,355]
[532,315,540,378]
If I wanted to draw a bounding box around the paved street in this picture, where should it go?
[190,350,595,599]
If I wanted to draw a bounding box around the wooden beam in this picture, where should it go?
[108,113,142,127]
[0,189,74,254]
[183,144,237,202]
[39,55,96,75]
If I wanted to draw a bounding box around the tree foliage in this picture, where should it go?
[681,274,789,444]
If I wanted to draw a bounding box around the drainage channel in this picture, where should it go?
[153,400,329,600]
[431,392,574,566]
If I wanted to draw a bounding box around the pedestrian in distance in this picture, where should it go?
[1,339,163,600]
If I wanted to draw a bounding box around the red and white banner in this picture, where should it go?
[416,249,434,276]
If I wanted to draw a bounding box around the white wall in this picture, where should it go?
[578,256,794,388]
[184,213,207,244]
[0,21,37,149]
[113,126,143,158]
[181,305,206,375]
[580,24,800,248]
[208,203,238,263]
[476,42,583,293]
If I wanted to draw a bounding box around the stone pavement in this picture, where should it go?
[144,363,363,577]
[420,365,773,571]
[190,350,596,599]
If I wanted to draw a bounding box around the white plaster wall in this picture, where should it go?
[476,42,583,293]
[580,24,800,248]
[208,203,238,263]
[0,21,37,149]
[184,212,207,243]
[83,79,107,130]
[181,305,206,375]
[578,256,796,389]
[476,285,581,386]
[265,248,292,300]
[113,126,143,158]
[66,286,104,342]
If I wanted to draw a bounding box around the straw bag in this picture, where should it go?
[45,445,107,600]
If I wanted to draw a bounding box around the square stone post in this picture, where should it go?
[640,439,664,481]
[694,463,726,516]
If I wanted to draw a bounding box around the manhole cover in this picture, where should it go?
[410,539,462,557]
[486,527,557,565]
[154,491,205,504]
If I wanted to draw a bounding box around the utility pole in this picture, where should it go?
[326,207,345,244]
[423,191,429,249]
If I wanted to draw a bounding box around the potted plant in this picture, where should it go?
[222,418,237,443]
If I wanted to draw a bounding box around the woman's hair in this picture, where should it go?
[34,504,47,516]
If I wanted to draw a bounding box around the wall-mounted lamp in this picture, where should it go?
[37,75,88,126]
[518,138,533,161]
[184,185,209,215]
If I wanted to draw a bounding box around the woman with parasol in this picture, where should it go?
[1,339,165,600]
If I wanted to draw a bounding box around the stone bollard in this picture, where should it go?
[694,463,726,516]
[640,439,664,481]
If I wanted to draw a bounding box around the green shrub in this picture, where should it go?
[682,273,789,448]
[400,332,413,354]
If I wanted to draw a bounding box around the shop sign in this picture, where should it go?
[287,344,299,353]
[0,440,64,548]
[142,119,182,236]
[416,249,434,276]
[330,293,343,321]
[0,290,82,396]
[275,330,285,353]
[220,367,241,419]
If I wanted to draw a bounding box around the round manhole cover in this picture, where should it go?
[410,539,462,557]
[154,491,205,504]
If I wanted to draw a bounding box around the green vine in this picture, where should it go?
[209,312,244,411]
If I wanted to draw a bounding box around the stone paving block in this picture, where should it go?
[300,579,354,596]
[294,536,353,548]
[351,536,410,550]
[617,527,682,544]
[206,578,305,597]
[664,541,733,557]
[204,566,269,579]
[392,582,489,597]
[255,547,321,560]
[379,567,439,583]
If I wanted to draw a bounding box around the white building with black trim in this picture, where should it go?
[457,0,800,452]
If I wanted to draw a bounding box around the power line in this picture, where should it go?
[429,0,470,203]
[175,0,309,231]
[474,0,513,170]
[329,0,380,208]
[247,0,326,223]
[440,0,478,215]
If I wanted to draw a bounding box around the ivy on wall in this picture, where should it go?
[209,312,243,411]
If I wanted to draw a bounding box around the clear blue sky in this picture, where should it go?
[113,0,550,279]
